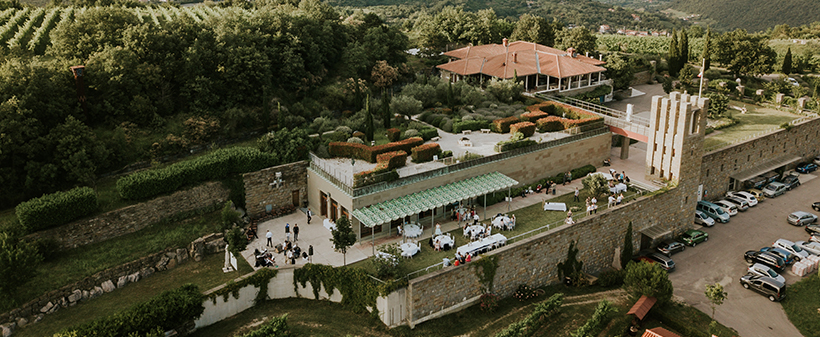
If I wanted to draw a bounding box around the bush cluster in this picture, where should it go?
[386,128,401,142]
[16,186,98,232]
[491,116,520,133]
[411,143,442,163]
[329,137,423,163]
[419,128,439,140]
[58,284,204,337]
[353,150,406,187]
[596,269,624,287]
[510,122,536,137]
[117,147,278,200]
[535,117,565,132]
[519,110,548,122]
[453,119,490,133]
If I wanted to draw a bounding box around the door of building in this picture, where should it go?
[320,192,327,217]
[330,199,338,221]
[292,190,300,207]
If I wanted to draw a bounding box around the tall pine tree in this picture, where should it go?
[702,28,712,71]
[782,47,793,75]
[668,29,680,77]
[365,94,374,141]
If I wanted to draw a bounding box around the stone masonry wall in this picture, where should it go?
[244,161,309,218]
[700,117,820,199]
[23,182,230,250]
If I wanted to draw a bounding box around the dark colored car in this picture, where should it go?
[780,174,801,190]
[760,247,795,265]
[656,240,686,257]
[797,163,819,173]
[633,252,676,272]
[739,274,786,302]
[746,176,768,190]
[812,202,820,211]
[744,250,786,272]
[805,224,820,236]
[679,229,708,246]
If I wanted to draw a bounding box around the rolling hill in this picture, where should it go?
[668,0,820,32]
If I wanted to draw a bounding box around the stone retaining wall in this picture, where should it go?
[24,182,230,250]
[244,161,309,218]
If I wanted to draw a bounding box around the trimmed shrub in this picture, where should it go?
[329,137,423,163]
[536,117,565,132]
[353,151,406,187]
[519,110,548,122]
[419,128,439,140]
[375,151,408,171]
[352,131,365,139]
[491,116,520,133]
[16,187,98,232]
[335,126,352,136]
[453,119,490,133]
[411,143,442,163]
[347,137,364,144]
[597,269,624,287]
[404,129,419,138]
[117,147,278,200]
[59,284,204,337]
[441,150,453,158]
[386,128,401,142]
[571,164,597,179]
[510,122,536,137]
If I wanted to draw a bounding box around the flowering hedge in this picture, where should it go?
[353,151,407,187]
[16,187,98,232]
[519,111,548,122]
[386,128,401,142]
[510,122,536,137]
[536,116,565,132]
[491,116,520,133]
[329,137,423,163]
[411,143,441,163]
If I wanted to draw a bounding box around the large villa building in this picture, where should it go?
[437,38,608,93]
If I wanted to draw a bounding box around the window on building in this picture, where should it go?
[720,164,724,171]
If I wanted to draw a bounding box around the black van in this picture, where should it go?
[739,274,786,302]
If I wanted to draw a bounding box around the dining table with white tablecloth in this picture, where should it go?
[455,234,507,258]
[323,218,336,232]
[609,183,627,194]
[400,242,420,258]
[463,224,486,239]
[492,215,515,230]
[543,202,567,211]
[404,223,422,238]
[433,234,454,250]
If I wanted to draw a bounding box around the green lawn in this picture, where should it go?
[1,211,225,313]
[704,102,802,151]
[13,253,252,337]
[352,187,640,279]
[782,274,820,337]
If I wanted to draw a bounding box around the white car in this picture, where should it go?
[814,155,820,166]
[695,210,715,227]
[795,241,820,255]
[813,235,820,244]
[747,263,786,283]
[787,77,799,86]
[773,239,810,261]
[713,200,738,216]
[726,191,758,207]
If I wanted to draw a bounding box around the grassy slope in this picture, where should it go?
[669,0,820,32]
[782,274,820,337]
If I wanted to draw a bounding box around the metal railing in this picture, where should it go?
[539,94,651,127]
[703,115,817,153]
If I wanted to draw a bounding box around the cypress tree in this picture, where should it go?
[782,47,793,75]
[381,89,391,129]
[702,28,712,71]
[679,29,689,67]
[668,29,680,77]
[620,222,633,269]
[365,94,374,141]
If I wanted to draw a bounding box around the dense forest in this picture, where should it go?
[668,0,820,32]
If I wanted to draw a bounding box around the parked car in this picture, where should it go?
[780,174,801,190]
[761,171,780,183]
[726,191,758,207]
[812,201,820,211]
[788,211,817,226]
[746,176,769,190]
[739,274,786,302]
[773,239,810,260]
[724,196,750,211]
[634,252,676,272]
[695,210,715,227]
[813,235,820,244]
[656,240,686,257]
[763,182,788,198]
[796,163,819,173]
[814,155,820,166]
[744,251,786,272]
[806,224,820,236]
[747,263,785,283]
[697,200,730,223]
[747,189,766,202]
[787,77,800,86]
[760,247,796,265]
[680,229,709,246]
[795,241,820,255]
[713,200,739,216]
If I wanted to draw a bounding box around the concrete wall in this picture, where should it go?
[700,117,820,198]
[24,182,230,250]
[244,161,309,218]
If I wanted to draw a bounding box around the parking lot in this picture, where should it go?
[667,172,818,337]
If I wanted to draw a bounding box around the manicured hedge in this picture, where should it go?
[536,116,565,132]
[386,128,401,142]
[494,139,537,152]
[491,116,520,133]
[453,119,490,133]
[117,147,278,200]
[411,143,441,163]
[510,122,536,137]
[419,128,439,140]
[16,187,98,232]
[329,137,423,163]
[519,111,548,122]
[353,151,406,187]
[58,284,204,337]
[375,151,408,171]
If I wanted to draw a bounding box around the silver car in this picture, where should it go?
[714,200,738,216]
[724,196,750,211]
[787,211,817,226]
[795,241,820,255]
[695,210,715,227]
[726,191,758,207]
[747,263,785,283]
[773,239,810,260]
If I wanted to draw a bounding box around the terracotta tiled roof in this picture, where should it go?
[627,295,657,320]
[642,327,682,337]
[438,39,606,79]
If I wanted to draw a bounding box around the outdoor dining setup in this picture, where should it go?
[456,233,507,258]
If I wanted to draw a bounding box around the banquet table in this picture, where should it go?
[404,223,422,238]
[543,202,568,211]
[456,234,507,257]
[323,219,336,232]
[463,225,486,239]
[609,183,627,194]
[433,234,454,250]
[400,242,420,258]
[492,215,515,230]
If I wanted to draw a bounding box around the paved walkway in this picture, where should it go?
[240,141,653,270]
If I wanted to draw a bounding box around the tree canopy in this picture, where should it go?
[713,29,776,77]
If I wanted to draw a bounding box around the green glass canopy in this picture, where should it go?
[352,172,518,228]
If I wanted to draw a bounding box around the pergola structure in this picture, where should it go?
[352,172,518,248]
